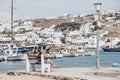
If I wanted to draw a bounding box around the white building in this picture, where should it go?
[40,28,64,38]
[44,38,62,45]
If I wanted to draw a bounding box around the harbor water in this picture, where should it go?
[0,51,120,73]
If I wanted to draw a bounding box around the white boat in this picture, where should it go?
[75,46,87,56]
[5,54,25,61]
[48,53,63,59]
[0,0,29,61]
[0,53,25,61]
[0,43,26,61]
[84,51,96,56]
[48,48,63,59]
[63,53,78,57]
[61,47,78,57]
[0,54,6,61]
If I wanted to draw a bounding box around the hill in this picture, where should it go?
[33,14,120,38]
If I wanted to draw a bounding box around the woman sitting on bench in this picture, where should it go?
[30,49,56,71]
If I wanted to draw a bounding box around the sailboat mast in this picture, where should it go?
[11,0,14,42]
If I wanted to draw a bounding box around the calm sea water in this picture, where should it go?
[0,51,120,73]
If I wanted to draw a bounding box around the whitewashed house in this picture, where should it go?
[105,38,120,47]
[68,30,80,36]
[44,37,62,45]
[0,22,10,33]
[41,28,64,38]
[23,20,33,26]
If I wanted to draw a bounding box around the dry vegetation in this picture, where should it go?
[33,15,120,38]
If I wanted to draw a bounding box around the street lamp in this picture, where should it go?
[94,3,102,20]
[94,3,102,12]
[94,2,102,69]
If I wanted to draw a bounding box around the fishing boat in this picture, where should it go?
[0,43,26,61]
[12,44,38,53]
[48,53,63,59]
[63,53,78,57]
[4,54,25,61]
[0,54,5,61]
[102,46,120,52]
[48,48,63,59]
[61,48,78,57]
[84,51,96,56]
[0,0,26,61]
[75,46,88,56]
[0,54,25,61]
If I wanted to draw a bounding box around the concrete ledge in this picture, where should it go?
[7,71,83,80]
[7,67,120,80]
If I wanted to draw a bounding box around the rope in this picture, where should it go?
[14,0,27,20]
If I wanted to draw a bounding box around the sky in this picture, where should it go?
[0,0,120,23]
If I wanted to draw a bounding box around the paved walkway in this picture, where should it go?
[44,67,120,80]
[7,67,120,80]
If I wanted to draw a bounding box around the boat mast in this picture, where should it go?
[11,0,14,42]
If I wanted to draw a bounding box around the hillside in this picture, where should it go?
[33,16,94,28]
[33,15,120,38]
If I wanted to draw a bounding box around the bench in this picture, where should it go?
[25,54,51,73]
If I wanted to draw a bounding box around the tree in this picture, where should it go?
[94,26,99,31]
[55,22,81,31]
[117,42,120,45]
[92,21,97,26]
[106,39,110,42]
[60,38,66,44]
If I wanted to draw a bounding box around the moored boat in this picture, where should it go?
[4,54,25,61]
[102,46,120,52]
[84,51,96,56]
[0,43,26,61]
[61,47,78,57]
[63,53,78,57]
[0,54,5,61]
[48,53,63,59]
[112,63,120,67]
[0,53,26,61]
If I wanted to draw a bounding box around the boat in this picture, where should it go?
[0,0,26,61]
[12,44,38,53]
[67,49,78,57]
[112,63,120,67]
[48,53,63,59]
[75,46,96,56]
[0,54,25,61]
[63,53,78,57]
[0,54,6,61]
[48,48,63,59]
[76,46,88,56]
[4,54,25,61]
[0,43,26,61]
[0,51,26,61]
[84,51,96,56]
[61,48,78,57]
[102,46,120,52]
